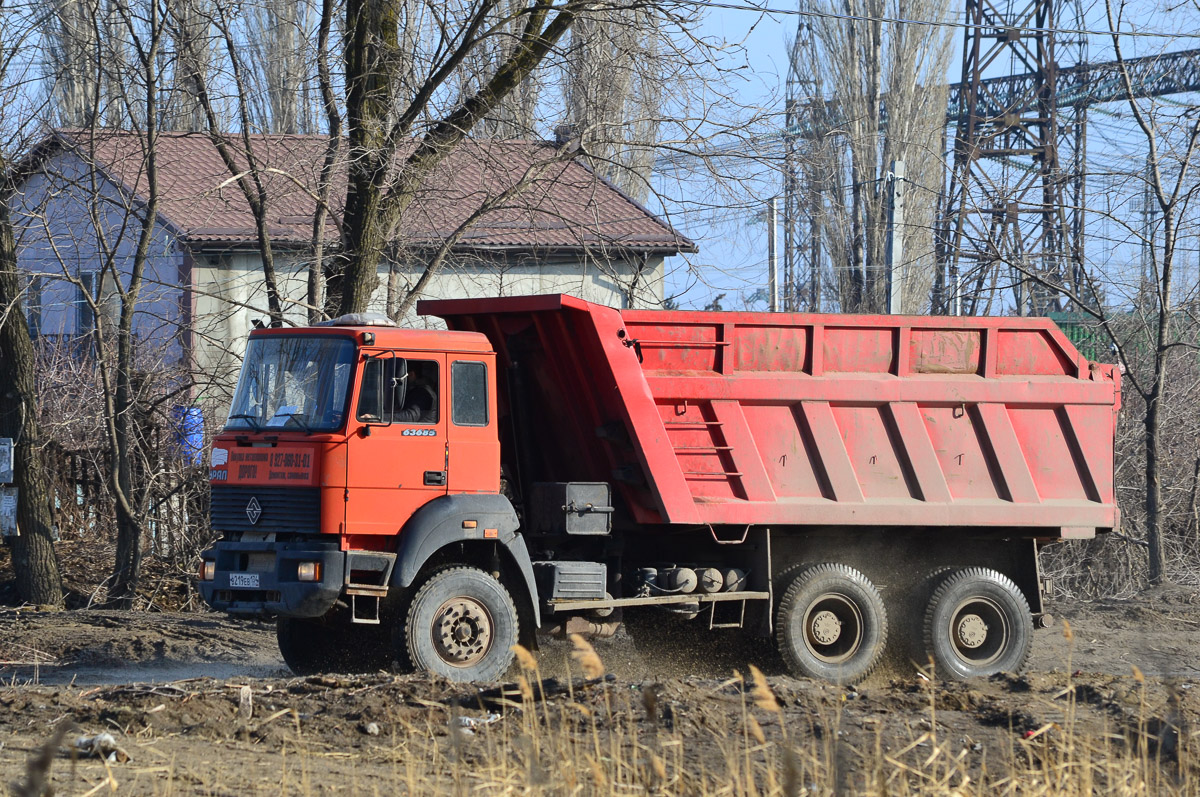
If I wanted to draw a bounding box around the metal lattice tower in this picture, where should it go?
[775,0,1200,316]
[782,15,822,313]
[934,0,1088,315]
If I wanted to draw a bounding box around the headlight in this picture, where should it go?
[297,562,321,582]
[200,560,216,581]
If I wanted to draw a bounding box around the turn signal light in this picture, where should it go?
[297,562,321,582]
[200,560,215,581]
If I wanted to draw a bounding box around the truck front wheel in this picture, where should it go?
[923,567,1033,680]
[776,564,888,684]
[400,566,519,682]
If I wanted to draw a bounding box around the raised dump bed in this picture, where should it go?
[422,294,1120,539]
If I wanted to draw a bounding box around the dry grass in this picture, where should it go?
[6,626,1194,796]
[78,654,1188,796]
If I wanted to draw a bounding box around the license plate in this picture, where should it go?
[229,573,260,588]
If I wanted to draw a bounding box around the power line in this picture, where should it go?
[689,0,1199,40]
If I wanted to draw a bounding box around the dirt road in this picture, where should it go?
[1,588,1197,795]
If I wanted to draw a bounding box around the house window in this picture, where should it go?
[76,272,96,333]
[25,275,41,337]
[451,360,488,426]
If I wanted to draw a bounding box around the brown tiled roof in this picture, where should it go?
[32,129,696,255]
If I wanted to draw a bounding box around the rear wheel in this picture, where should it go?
[923,567,1033,680]
[277,615,391,675]
[401,566,518,682]
[775,564,888,684]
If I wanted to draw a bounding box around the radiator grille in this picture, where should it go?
[211,486,320,535]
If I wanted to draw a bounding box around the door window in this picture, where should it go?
[452,360,488,426]
[357,357,439,424]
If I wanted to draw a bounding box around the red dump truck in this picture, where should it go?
[199,294,1120,683]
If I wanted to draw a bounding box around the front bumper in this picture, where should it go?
[198,538,344,618]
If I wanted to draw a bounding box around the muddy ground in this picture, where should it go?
[1,587,1199,795]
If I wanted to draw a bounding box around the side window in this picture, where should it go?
[358,357,440,424]
[77,271,96,333]
[25,275,41,338]
[452,360,488,426]
[356,357,385,421]
[396,360,439,424]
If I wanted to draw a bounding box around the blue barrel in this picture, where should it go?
[170,406,205,466]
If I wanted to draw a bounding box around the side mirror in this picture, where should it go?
[391,359,408,416]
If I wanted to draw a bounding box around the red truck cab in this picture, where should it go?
[199,315,537,680]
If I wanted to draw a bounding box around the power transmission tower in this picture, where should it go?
[783,14,822,313]
[935,0,1087,316]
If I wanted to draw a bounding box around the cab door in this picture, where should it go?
[446,355,500,494]
[345,352,448,536]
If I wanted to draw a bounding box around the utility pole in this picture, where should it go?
[885,160,906,314]
[767,196,779,311]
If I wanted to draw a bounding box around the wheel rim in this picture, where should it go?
[430,597,494,668]
[801,593,864,664]
[947,596,1009,667]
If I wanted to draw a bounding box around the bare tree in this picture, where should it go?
[182,1,288,325]
[330,0,591,315]
[0,170,65,607]
[244,0,313,134]
[791,0,952,313]
[42,0,103,127]
[468,0,544,139]
[564,4,663,203]
[70,0,172,604]
[162,0,212,131]
[1094,0,1200,585]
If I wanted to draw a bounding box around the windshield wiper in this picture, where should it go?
[271,409,315,434]
[228,413,262,431]
[282,413,314,434]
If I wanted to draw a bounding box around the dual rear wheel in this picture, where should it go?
[774,564,1033,683]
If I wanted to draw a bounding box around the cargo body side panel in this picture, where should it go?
[422,296,1119,536]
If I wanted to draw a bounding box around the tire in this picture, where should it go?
[923,567,1033,681]
[775,564,888,684]
[276,615,392,675]
[400,566,518,683]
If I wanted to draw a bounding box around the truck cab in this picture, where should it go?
[199,315,537,681]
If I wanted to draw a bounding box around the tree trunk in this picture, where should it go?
[0,203,64,607]
[1144,390,1166,583]
[107,1,162,606]
[334,0,401,315]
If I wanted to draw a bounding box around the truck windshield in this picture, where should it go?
[225,336,356,433]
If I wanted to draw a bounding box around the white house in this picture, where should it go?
[12,129,695,401]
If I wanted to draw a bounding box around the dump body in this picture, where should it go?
[421,294,1120,538]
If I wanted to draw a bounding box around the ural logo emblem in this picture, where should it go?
[246,497,262,525]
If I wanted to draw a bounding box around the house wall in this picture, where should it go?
[13,150,185,360]
[190,250,312,404]
[378,250,666,328]
[189,249,666,394]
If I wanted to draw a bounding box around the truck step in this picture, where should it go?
[350,593,381,625]
[345,585,389,597]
